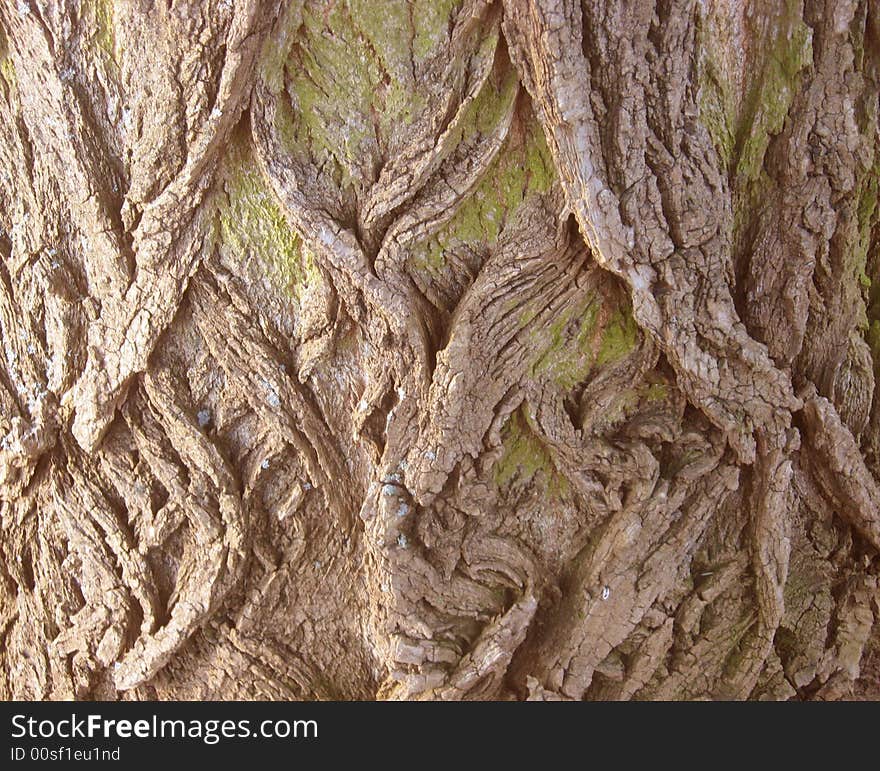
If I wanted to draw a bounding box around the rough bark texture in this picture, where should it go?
[0,0,878,701]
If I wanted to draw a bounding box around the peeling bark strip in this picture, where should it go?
[0,0,878,700]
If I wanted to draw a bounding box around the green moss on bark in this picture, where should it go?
[216,134,319,300]
[82,0,116,63]
[696,13,737,166]
[0,57,14,91]
[413,0,463,60]
[596,307,639,366]
[734,14,812,182]
[263,0,463,181]
[855,155,879,295]
[0,25,15,91]
[261,1,303,96]
[868,321,880,369]
[529,299,597,389]
[494,408,568,494]
[529,297,639,390]
[410,107,554,274]
[696,1,813,180]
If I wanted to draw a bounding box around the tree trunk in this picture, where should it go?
[0,0,878,701]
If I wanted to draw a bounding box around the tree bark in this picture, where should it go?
[0,0,878,700]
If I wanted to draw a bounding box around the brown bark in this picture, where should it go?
[0,0,878,700]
